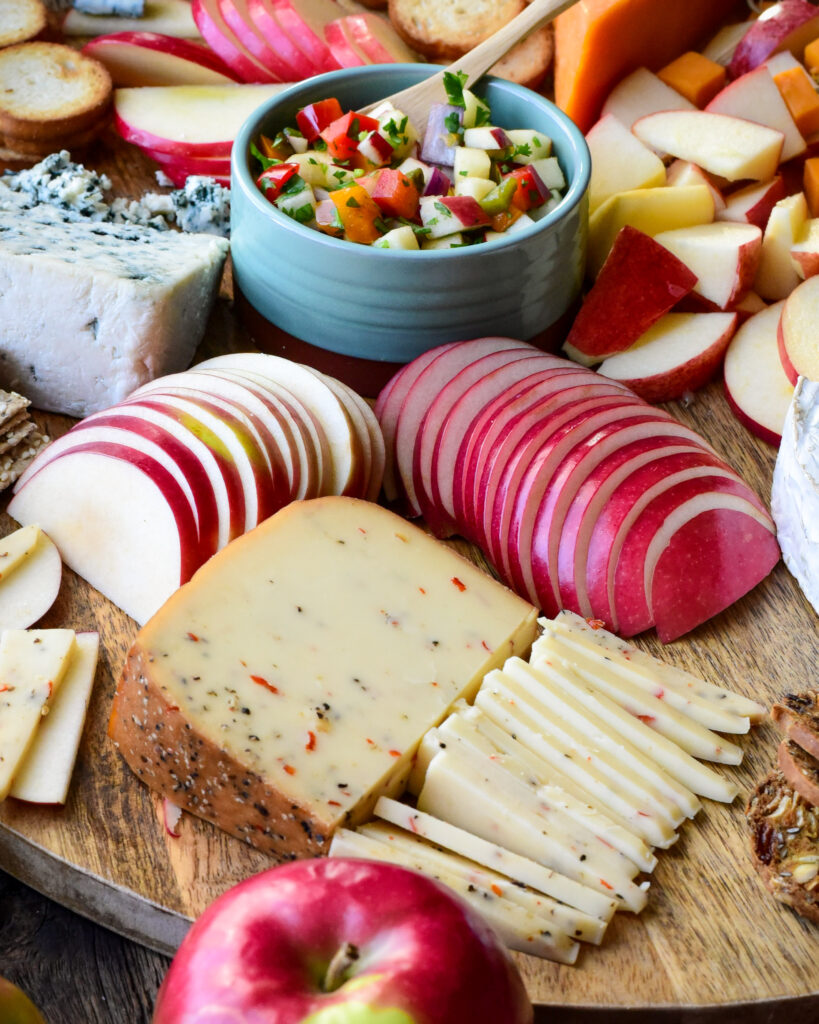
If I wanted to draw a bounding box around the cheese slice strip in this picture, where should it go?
[503,658,701,818]
[330,827,579,963]
[475,684,677,849]
[419,709,656,873]
[110,496,537,857]
[11,633,100,804]
[542,612,764,725]
[0,629,76,800]
[417,745,649,911]
[357,820,608,945]
[0,525,40,581]
[374,796,618,921]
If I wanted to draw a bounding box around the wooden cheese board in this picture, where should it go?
[0,131,818,1020]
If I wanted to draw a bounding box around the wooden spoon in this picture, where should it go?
[361,0,580,125]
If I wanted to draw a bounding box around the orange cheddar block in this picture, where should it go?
[774,66,819,137]
[803,157,819,216]
[804,35,819,74]
[657,52,727,107]
[554,0,745,132]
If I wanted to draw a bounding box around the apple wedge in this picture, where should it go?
[271,0,348,75]
[778,274,819,381]
[324,17,367,67]
[0,526,62,630]
[585,113,666,213]
[666,161,725,214]
[83,32,240,86]
[724,300,795,445]
[652,222,763,310]
[190,0,283,81]
[632,110,784,182]
[597,312,738,403]
[599,67,694,130]
[717,176,785,229]
[729,0,819,78]
[703,21,757,66]
[789,216,819,277]
[705,65,805,162]
[114,83,286,156]
[144,148,232,181]
[342,12,417,63]
[566,226,697,362]
[754,191,808,300]
[220,0,312,81]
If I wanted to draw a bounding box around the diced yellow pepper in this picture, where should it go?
[329,184,383,245]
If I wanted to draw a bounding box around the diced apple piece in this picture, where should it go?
[368,101,418,160]
[453,146,491,180]
[729,0,819,78]
[0,526,62,629]
[373,225,419,250]
[565,225,697,361]
[462,126,511,151]
[666,160,725,214]
[454,177,494,201]
[754,191,809,299]
[505,129,552,165]
[633,110,784,183]
[718,176,786,229]
[778,274,819,381]
[585,113,665,213]
[724,300,795,445]
[588,185,714,278]
[706,65,805,162]
[597,312,738,403]
[702,21,756,66]
[419,195,490,238]
[600,67,694,130]
[653,222,762,310]
[790,216,819,277]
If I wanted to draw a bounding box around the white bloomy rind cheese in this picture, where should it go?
[0,207,228,416]
[110,496,537,857]
[772,378,819,615]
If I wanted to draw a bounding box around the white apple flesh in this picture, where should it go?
[219,0,308,81]
[271,0,348,74]
[600,67,694,130]
[190,0,282,81]
[777,273,819,381]
[83,32,240,86]
[729,0,819,78]
[0,527,62,630]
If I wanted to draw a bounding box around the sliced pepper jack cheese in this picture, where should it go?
[0,629,77,800]
[109,496,537,857]
[0,525,41,582]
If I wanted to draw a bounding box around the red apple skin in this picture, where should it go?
[723,379,783,446]
[776,316,801,385]
[0,978,46,1024]
[729,0,819,78]
[152,858,534,1024]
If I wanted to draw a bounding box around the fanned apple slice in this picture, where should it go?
[333,380,384,502]
[0,527,62,630]
[271,0,347,74]
[219,0,306,80]
[778,273,819,383]
[190,0,282,81]
[83,32,241,86]
[342,12,417,63]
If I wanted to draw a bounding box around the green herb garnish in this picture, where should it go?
[443,70,468,107]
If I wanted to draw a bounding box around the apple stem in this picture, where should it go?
[323,942,360,992]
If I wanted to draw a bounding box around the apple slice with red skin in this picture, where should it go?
[9,446,202,624]
[270,0,347,74]
[300,368,371,498]
[392,339,536,516]
[415,352,566,536]
[190,0,283,81]
[724,300,795,445]
[342,12,418,63]
[324,17,367,67]
[528,415,727,616]
[82,32,240,86]
[219,0,310,80]
[564,225,698,363]
[556,439,724,615]
[146,147,232,176]
[777,273,819,382]
[151,858,534,1024]
[597,312,738,403]
[729,0,819,78]
[332,378,385,502]
[789,218,819,279]
[666,161,725,215]
[717,176,785,230]
[652,223,762,310]
[375,342,459,505]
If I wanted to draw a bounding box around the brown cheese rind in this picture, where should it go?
[778,739,819,809]
[746,769,819,924]
[771,690,819,761]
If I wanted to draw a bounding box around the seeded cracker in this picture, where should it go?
[0,389,30,426]
[0,428,48,490]
[0,415,35,454]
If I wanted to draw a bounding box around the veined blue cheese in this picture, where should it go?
[110,496,537,858]
[0,206,228,415]
[72,0,144,15]
[772,377,819,615]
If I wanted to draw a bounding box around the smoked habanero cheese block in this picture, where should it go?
[109,496,537,858]
[553,0,745,132]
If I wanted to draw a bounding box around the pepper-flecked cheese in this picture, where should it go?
[109,496,537,858]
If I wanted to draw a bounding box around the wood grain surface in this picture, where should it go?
[0,129,818,1018]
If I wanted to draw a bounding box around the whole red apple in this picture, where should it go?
[0,977,45,1024]
[152,857,533,1024]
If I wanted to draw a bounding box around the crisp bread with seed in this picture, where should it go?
[0,390,29,427]
[0,429,49,490]
[0,416,35,454]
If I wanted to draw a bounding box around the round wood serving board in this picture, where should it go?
[0,134,817,1018]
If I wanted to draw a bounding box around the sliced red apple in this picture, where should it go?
[146,147,232,176]
[599,67,694,130]
[565,225,698,362]
[789,217,819,278]
[632,110,784,182]
[724,300,795,445]
[729,0,819,79]
[114,82,286,156]
[9,446,202,625]
[324,17,366,67]
[269,0,347,74]
[306,370,377,499]
[342,12,417,63]
[585,113,666,214]
[190,0,282,81]
[652,222,762,310]
[706,65,805,162]
[83,32,240,86]
[755,191,809,299]
[597,312,739,403]
[717,175,785,229]
[778,274,819,381]
[0,527,62,630]
[220,0,310,80]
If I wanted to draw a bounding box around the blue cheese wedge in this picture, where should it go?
[73,0,144,15]
[109,496,537,858]
[0,207,228,415]
[772,378,819,615]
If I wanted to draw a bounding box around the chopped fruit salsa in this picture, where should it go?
[252,71,567,250]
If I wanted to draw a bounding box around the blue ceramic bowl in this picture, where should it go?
[231,64,590,371]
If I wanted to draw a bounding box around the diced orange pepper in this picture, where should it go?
[774,66,819,137]
[258,134,291,161]
[329,184,383,244]
[371,169,419,219]
[489,205,524,234]
[804,157,819,217]
[805,36,819,75]
[657,51,726,107]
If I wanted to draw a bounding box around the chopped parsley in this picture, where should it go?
[346,196,361,208]
[443,69,468,108]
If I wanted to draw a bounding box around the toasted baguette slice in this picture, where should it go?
[779,739,819,808]
[771,691,819,761]
[746,769,819,924]
[0,0,47,48]
[0,43,112,140]
[489,24,553,91]
[388,0,524,61]
[0,118,106,157]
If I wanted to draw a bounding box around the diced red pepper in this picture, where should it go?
[506,165,549,211]
[329,184,383,244]
[371,168,419,219]
[320,110,381,161]
[296,98,344,142]
[256,162,300,203]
